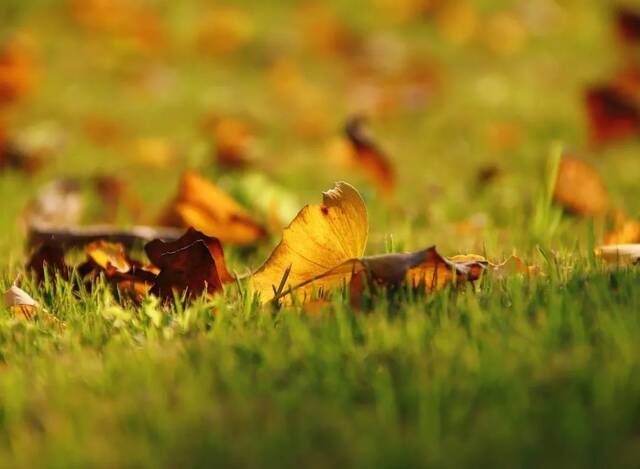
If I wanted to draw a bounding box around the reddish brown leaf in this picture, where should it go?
[145,227,234,283]
[26,243,68,284]
[344,117,395,193]
[584,86,640,146]
[150,240,223,302]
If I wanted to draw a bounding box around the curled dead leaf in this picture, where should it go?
[145,227,233,283]
[344,117,395,194]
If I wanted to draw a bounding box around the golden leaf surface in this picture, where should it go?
[251,182,368,303]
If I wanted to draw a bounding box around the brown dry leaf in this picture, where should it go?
[26,243,68,284]
[149,240,223,302]
[553,157,609,216]
[196,7,254,56]
[145,227,233,284]
[160,171,267,245]
[252,182,368,303]
[343,117,395,194]
[0,35,36,107]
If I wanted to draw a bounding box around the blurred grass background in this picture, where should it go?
[2,1,640,467]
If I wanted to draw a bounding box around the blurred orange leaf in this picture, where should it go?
[160,171,267,245]
[553,157,609,216]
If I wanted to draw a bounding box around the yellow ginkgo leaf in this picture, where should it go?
[251,181,368,303]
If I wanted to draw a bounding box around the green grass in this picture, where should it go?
[2,0,640,467]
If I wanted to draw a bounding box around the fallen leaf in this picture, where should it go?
[596,244,640,265]
[3,284,40,321]
[584,85,640,146]
[85,240,131,273]
[160,171,267,245]
[344,117,395,194]
[69,0,166,53]
[145,227,233,283]
[553,157,609,216]
[0,35,36,107]
[252,182,485,304]
[26,243,68,284]
[202,115,256,169]
[252,181,368,303]
[149,240,223,302]
[604,213,640,244]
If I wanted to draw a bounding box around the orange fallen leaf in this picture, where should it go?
[85,240,131,273]
[553,157,609,216]
[69,0,166,53]
[343,117,395,194]
[0,35,36,107]
[202,115,256,170]
[160,171,267,245]
[604,213,640,245]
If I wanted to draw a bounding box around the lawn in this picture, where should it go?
[1,1,640,467]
